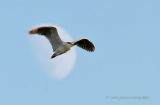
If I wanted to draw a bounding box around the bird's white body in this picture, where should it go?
[54,42,73,55]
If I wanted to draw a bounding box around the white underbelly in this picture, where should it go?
[55,45,70,54]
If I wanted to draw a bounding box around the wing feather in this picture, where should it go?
[29,26,63,51]
[73,38,95,52]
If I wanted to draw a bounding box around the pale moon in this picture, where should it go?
[29,25,77,80]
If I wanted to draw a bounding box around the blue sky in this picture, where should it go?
[0,0,160,105]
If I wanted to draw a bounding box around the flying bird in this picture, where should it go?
[29,26,95,59]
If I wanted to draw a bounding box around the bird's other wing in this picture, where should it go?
[72,38,95,52]
[29,26,63,51]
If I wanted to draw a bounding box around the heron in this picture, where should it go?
[29,26,95,59]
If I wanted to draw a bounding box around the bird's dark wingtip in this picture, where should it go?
[92,47,96,52]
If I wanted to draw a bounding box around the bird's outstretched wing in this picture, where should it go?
[72,38,95,52]
[29,26,63,51]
